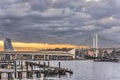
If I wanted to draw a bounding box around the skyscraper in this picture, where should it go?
[4,38,14,52]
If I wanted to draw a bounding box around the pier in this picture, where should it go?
[0,60,73,80]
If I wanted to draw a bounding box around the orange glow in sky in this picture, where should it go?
[0,40,88,51]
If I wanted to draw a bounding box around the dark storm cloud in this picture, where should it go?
[0,0,120,47]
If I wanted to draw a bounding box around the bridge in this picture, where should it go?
[1,36,120,60]
[0,38,74,60]
[0,51,73,60]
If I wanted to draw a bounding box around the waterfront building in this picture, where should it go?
[69,48,87,59]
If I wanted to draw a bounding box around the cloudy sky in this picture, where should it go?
[0,0,120,48]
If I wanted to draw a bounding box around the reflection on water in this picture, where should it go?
[41,60,120,80]
[2,60,120,80]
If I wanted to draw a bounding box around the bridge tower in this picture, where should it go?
[95,34,98,57]
[93,34,98,57]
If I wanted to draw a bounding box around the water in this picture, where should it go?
[41,60,120,80]
[3,60,120,80]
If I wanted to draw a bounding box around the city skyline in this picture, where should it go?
[0,40,87,51]
[0,0,120,48]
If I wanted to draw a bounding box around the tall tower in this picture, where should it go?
[93,36,95,48]
[95,34,98,57]
[4,38,14,52]
[93,34,98,57]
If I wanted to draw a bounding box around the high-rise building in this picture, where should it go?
[4,38,14,52]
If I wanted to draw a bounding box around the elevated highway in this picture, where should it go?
[0,51,73,60]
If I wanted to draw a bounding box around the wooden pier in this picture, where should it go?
[0,60,73,80]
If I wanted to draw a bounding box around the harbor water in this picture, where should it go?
[27,60,120,80]
[2,60,120,80]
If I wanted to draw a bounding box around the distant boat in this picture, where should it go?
[94,58,119,62]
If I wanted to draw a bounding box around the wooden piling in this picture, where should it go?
[39,61,41,77]
[39,62,40,65]
[59,62,61,71]
[31,64,33,78]
[8,72,12,80]
[48,61,50,67]
[14,61,16,78]
[18,72,22,79]
[26,62,28,78]
[21,61,23,69]
[58,62,61,78]
[19,61,20,66]
[0,73,1,79]
[43,62,46,77]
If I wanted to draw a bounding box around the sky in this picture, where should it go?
[0,41,87,51]
[0,0,120,50]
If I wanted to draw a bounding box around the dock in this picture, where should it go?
[0,60,73,80]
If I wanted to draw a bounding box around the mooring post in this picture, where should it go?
[58,62,61,78]
[26,62,28,78]
[19,60,20,66]
[48,61,50,67]
[21,60,23,70]
[26,63,28,72]
[59,62,61,71]
[43,62,46,77]
[8,72,12,80]
[31,64,33,78]
[0,73,1,79]
[14,61,17,78]
[39,62,40,69]
[38,62,41,78]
